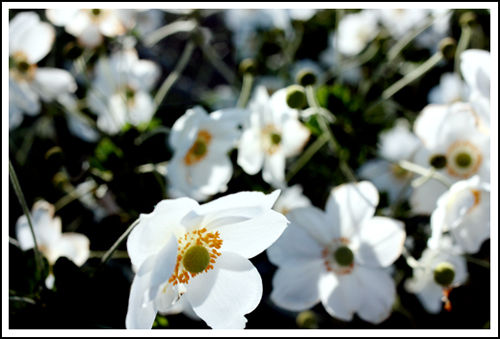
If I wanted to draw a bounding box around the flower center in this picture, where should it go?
[10,52,37,81]
[184,130,212,166]
[270,132,282,145]
[429,154,447,169]
[434,262,455,286]
[168,227,223,286]
[91,8,101,16]
[334,246,354,266]
[262,125,281,155]
[446,140,482,179]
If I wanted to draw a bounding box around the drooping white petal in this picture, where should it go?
[125,255,158,329]
[187,251,263,329]
[127,198,198,268]
[270,261,324,311]
[355,217,405,268]
[50,233,90,267]
[325,181,379,239]
[319,272,362,322]
[32,68,77,101]
[356,267,396,324]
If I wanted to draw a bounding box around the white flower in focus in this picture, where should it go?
[88,49,160,135]
[337,10,379,56]
[9,12,77,130]
[125,190,288,329]
[410,103,490,214]
[167,106,248,201]
[237,86,311,189]
[428,175,490,254]
[46,9,134,48]
[427,73,468,105]
[405,235,468,314]
[358,119,421,204]
[378,9,429,39]
[273,184,312,215]
[267,182,406,324]
[15,200,90,288]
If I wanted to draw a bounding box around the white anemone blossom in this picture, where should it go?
[46,9,135,48]
[272,184,312,215]
[410,103,490,215]
[428,175,490,254]
[337,10,380,56]
[267,182,406,324]
[405,235,468,314]
[358,119,421,204]
[9,12,77,130]
[88,49,160,135]
[15,200,90,288]
[237,86,311,189]
[125,190,288,329]
[166,106,249,202]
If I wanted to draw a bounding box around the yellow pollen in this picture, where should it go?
[168,228,223,286]
[471,189,481,210]
[184,130,212,166]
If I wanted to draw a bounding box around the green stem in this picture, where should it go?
[143,19,197,47]
[54,180,98,212]
[286,134,328,182]
[464,254,490,269]
[236,73,253,108]
[398,160,452,189]
[9,160,46,280]
[201,43,238,86]
[387,16,436,62]
[454,24,472,76]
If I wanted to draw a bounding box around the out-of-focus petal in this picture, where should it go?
[356,267,395,324]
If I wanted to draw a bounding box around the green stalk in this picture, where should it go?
[454,24,472,76]
[286,134,329,183]
[236,73,253,108]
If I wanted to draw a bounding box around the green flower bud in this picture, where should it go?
[439,37,457,61]
[459,11,476,26]
[239,58,257,75]
[429,154,447,169]
[434,262,455,286]
[286,85,307,109]
[296,68,317,86]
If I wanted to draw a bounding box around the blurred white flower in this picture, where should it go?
[15,200,90,288]
[237,86,311,189]
[405,235,468,314]
[87,49,160,135]
[337,10,379,56]
[378,9,429,39]
[427,73,468,105]
[273,184,311,215]
[428,175,490,254]
[133,9,165,37]
[410,103,490,214]
[358,119,421,204]
[9,12,77,130]
[166,106,248,201]
[125,190,288,329]
[46,9,134,48]
[267,182,406,324]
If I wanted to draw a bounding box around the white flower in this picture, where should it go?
[405,235,468,314]
[337,10,380,56]
[358,119,421,204]
[427,73,468,105]
[428,175,490,254]
[9,12,77,130]
[378,9,429,39]
[410,103,490,214]
[237,86,310,188]
[273,184,311,215]
[46,9,134,48]
[267,182,406,324]
[125,190,288,329]
[87,49,160,135]
[166,106,248,201]
[15,200,90,288]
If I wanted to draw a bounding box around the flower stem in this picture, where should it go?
[387,15,436,62]
[454,23,472,75]
[464,254,490,269]
[54,180,98,212]
[398,160,452,189]
[200,43,238,86]
[236,73,253,108]
[143,19,197,47]
[9,160,46,280]
[286,133,329,183]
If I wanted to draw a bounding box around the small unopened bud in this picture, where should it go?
[459,11,476,27]
[429,154,447,169]
[296,310,319,329]
[286,85,307,109]
[434,262,455,286]
[438,37,457,61]
[239,58,257,75]
[45,146,65,169]
[296,68,317,86]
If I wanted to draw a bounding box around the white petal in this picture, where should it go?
[187,251,263,329]
[9,78,40,116]
[129,59,161,91]
[13,21,55,64]
[169,106,208,153]
[9,12,40,53]
[9,99,24,130]
[50,233,90,266]
[45,9,80,26]
[286,206,336,246]
[267,215,323,267]
[319,272,362,322]
[127,198,198,268]
[414,104,451,149]
[409,178,448,215]
[460,49,490,99]
[77,23,104,48]
[33,68,77,101]
[325,181,379,239]
[270,261,323,311]
[146,235,178,303]
[30,201,62,248]
[355,217,405,268]
[191,154,233,197]
[356,267,396,324]
[237,128,265,175]
[127,91,155,126]
[125,256,158,329]
[262,149,286,188]
[280,119,310,157]
[15,215,36,251]
[416,281,445,314]
[99,12,127,37]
